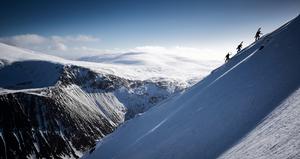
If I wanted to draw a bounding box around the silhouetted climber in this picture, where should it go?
[225,52,231,63]
[236,41,243,52]
[255,28,263,41]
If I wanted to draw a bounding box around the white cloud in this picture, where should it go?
[0,34,47,46]
[131,46,166,53]
[51,42,68,51]
[0,34,224,61]
[73,35,99,42]
[0,34,99,46]
[0,34,100,59]
[51,35,99,43]
[129,46,223,60]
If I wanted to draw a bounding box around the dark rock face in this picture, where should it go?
[0,88,118,159]
[0,65,125,158]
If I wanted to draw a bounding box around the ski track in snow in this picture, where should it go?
[207,48,259,88]
[133,102,185,144]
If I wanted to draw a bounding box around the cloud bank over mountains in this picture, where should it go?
[0,34,223,61]
[0,34,100,59]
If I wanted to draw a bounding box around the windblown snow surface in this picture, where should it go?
[85,15,300,159]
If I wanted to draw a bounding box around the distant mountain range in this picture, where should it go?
[0,42,219,158]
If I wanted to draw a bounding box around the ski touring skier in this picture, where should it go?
[236,41,243,52]
[255,27,263,41]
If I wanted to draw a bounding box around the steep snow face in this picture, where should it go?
[219,87,300,159]
[85,15,300,159]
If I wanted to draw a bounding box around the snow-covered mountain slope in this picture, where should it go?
[0,38,219,158]
[85,15,300,159]
[219,87,300,159]
[0,43,67,65]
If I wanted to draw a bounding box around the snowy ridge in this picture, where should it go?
[85,15,300,159]
[0,42,68,65]
[0,42,221,88]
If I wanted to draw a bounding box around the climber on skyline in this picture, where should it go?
[236,41,243,52]
[225,52,231,63]
[255,27,263,41]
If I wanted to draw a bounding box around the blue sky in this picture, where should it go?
[0,0,299,59]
